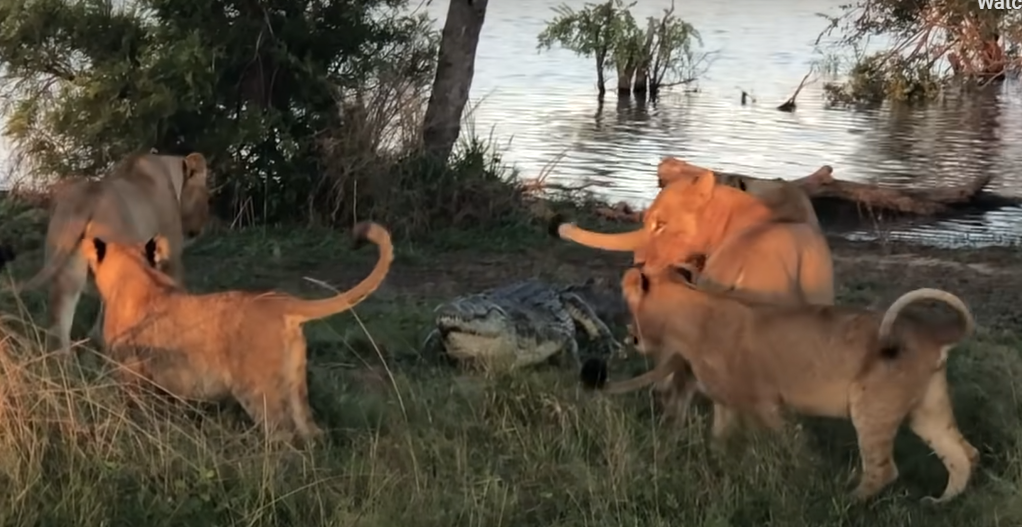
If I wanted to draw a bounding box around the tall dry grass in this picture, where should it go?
[0,302,1021,527]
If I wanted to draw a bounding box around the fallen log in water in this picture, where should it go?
[659,156,1022,213]
[592,157,1021,224]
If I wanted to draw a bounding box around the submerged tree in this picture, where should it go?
[639,3,706,97]
[536,0,619,98]
[537,0,709,99]
[823,0,1022,105]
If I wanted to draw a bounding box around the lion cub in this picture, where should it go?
[592,266,978,504]
[80,221,394,443]
[21,152,211,356]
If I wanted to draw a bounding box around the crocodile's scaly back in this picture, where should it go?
[561,278,630,327]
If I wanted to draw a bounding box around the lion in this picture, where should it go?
[585,266,978,503]
[553,169,833,303]
[80,221,394,443]
[553,168,834,420]
[656,157,822,230]
[19,152,211,356]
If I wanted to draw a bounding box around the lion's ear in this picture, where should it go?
[690,170,717,204]
[83,237,108,265]
[657,157,689,188]
[144,235,172,268]
[621,267,649,310]
[182,153,208,184]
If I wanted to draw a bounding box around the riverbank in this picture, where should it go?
[1,198,1021,526]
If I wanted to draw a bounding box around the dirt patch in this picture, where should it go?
[301,243,632,301]
[300,234,1022,331]
[835,253,1008,276]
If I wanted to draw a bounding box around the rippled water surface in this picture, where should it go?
[3,0,1021,246]
[423,0,1022,247]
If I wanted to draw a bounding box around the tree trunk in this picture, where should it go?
[632,70,648,93]
[616,61,635,96]
[421,0,489,163]
[633,23,655,94]
[596,52,607,98]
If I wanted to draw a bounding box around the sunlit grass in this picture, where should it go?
[1,202,1021,526]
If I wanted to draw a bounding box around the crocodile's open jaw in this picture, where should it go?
[429,279,624,368]
[435,311,511,339]
[434,299,560,365]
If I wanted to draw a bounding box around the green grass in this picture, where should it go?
[1,203,1022,526]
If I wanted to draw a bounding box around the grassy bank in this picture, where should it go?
[2,194,1022,526]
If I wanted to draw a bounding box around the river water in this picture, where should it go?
[3,1,1021,247]
[422,0,1022,248]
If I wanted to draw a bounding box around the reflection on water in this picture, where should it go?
[2,0,1020,246]
[428,0,1022,247]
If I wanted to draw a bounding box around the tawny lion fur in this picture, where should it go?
[80,221,394,443]
[20,152,212,356]
[603,266,978,503]
[656,157,822,229]
[555,168,835,418]
[555,169,833,303]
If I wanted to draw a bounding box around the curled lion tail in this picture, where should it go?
[286,222,394,322]
[878,288,975,348]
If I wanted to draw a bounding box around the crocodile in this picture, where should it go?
[422,278,629,369]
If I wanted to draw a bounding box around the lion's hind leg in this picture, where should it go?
[751,401,786,432]
[909,372,978,504]
[848,384,904,501]
[87,302,106,347]
[48,253,89,357]
[710,403,741,441]
[236,387,293,443]
[286,337,324,442]
[658,366,699,426]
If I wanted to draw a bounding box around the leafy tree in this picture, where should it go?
[537,0,621,98]
[637,3,706,96]
[823,0,1021,105]
[0,0,454,228]
[537,0,709,99]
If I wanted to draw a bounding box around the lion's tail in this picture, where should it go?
[18,186,98,292]
[878,288,975,348]
[286,222,394,322]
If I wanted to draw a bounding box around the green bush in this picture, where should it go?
[0,0,531,235]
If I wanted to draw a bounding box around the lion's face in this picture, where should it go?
[180,153,212,239]
[181,183,210,238]
[621,268,655,354]
[636,171,718,272]
[623,321,647,354]
[621,265,706,357]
